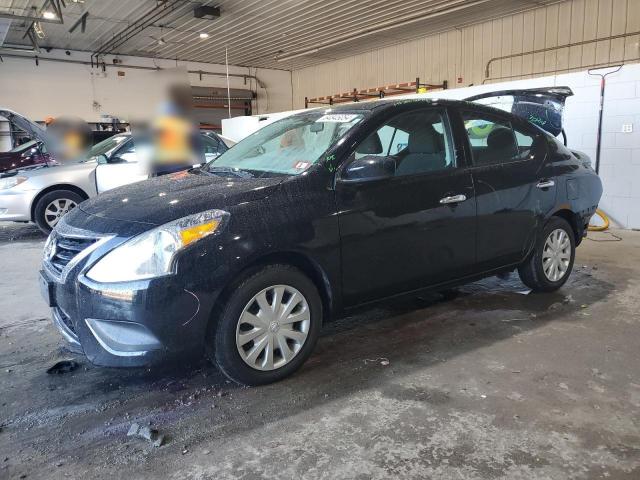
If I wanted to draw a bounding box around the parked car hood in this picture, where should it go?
[0,151,18,160]
[78,170,285,226]
[0,109,51,146]
[1,160,95,178]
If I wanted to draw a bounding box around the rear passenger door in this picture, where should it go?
[456,109,555,271]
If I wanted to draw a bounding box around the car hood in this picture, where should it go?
[0,109,51,145]
[1,160,94,178]
[78,170,285,226]
[0,151,19,160]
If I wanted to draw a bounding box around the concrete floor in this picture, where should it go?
[0,222,639,480]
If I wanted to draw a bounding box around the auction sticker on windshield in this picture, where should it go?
[316,114,359,123]
[294,161,311,170]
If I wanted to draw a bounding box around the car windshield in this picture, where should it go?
[204,111,364,176]
[87,134,130,161]
[9,140,37,152]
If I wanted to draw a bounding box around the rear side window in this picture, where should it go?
[462,111,544,165]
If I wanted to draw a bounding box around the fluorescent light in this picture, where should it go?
[199,32,210,39]
[42,11,56,20]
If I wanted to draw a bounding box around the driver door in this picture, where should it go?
[94,139,148,193]
[335,106,476,306]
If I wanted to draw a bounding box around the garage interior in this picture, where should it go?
[1,0,639,479]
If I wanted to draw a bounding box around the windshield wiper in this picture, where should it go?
[205,166,254,178]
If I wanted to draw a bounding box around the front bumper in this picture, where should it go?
[43,268,217,366]
[0,188,35,221]
[40,219,226,367]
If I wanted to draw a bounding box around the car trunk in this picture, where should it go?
[465,86,573,139]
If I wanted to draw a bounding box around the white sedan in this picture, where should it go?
[0,131,234,233]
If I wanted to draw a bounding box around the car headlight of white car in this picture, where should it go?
[86,209,229,283]
[0,176,27,190]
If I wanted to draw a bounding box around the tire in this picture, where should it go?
[34,190,84,234]
[208,264,322,386]
[518,216,576,292]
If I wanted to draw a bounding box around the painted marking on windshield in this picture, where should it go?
[316,114,359,123]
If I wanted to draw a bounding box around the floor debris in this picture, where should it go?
[46,360,80,375]
[364,357,390,366]
[126,423,165,448]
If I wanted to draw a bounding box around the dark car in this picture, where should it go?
[39,91,602,385]
[0,140,52,173]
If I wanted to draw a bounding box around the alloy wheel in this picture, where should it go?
[235,284,310,371]
[542,228,571,282]
[44,199,77,228]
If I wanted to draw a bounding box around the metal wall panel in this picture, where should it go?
[292,0,640,108]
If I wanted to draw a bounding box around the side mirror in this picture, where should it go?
[95,154,109,165]
[341,155,395,182]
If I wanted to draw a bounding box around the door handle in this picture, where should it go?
[439,194,467,204]
[536,179,555,189]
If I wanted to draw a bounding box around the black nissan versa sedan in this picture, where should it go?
[40,89,602,385]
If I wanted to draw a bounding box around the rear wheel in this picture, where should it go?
[34,190,84,234]
[208,264,322,386]
[518,216,575,292]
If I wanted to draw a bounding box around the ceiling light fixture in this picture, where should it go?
[42,11,56,20]
[33,21,46,39]
[199,32,210,39]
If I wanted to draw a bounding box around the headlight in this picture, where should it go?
[86,209,229,283]
[0,176,27,190]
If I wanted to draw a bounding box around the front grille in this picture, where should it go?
[48,235,98,275]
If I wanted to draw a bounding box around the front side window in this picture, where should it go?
[111,140,137,163]
[87,134,130,162]
[347,108,455,179]
[206,112,364,176]
[201,134,220,154]
[216,137,229,154]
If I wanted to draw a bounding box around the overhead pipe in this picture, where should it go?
[0,51,264,84]
[484,31,640,79]
[481,57,640,84]
[91,0,186,66]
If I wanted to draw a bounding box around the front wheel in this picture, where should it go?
[208,264,322,386]
[518,216,576,292]
[34,190,84,234]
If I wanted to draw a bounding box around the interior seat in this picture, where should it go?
[478,126,518,165]
[395,127,446,176]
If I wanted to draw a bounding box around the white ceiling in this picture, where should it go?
[1,0,563,70]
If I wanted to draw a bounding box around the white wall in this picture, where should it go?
[0,50,292,123]
[363,63,640,229]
